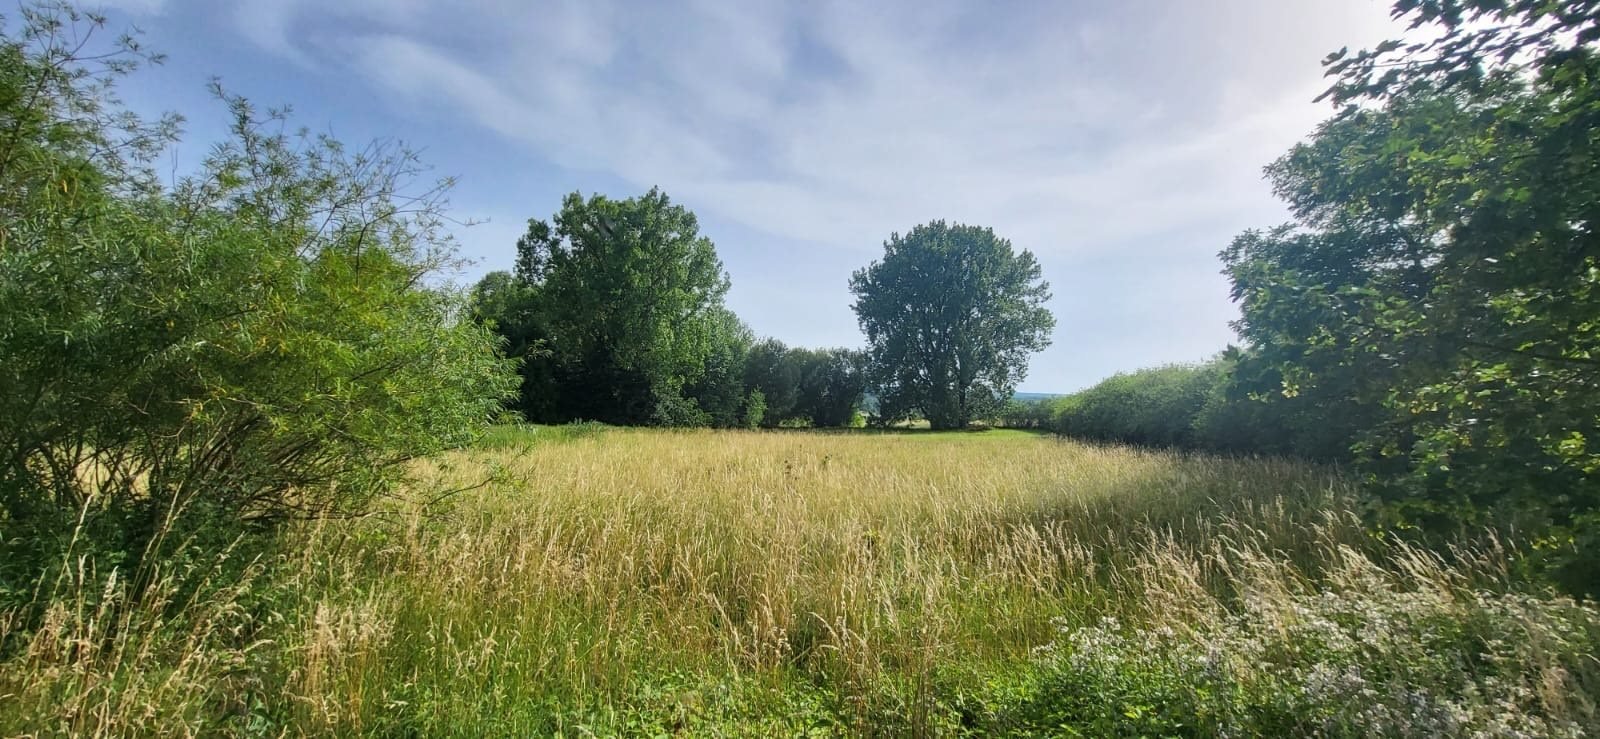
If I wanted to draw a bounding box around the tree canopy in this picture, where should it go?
[476,188,770,427]
[850,221,1054,429]
[1221,0,1600,591]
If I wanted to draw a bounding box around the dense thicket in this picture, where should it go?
[851,221,1054,429]
[742,340,868,427]
[0,7,516,601]
[1048,358,1348,459]
[1053,363,1227,450]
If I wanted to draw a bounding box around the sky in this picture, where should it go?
[90,0,1406,393]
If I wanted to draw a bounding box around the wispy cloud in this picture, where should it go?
[112,0,1405,389]
[229,1,1392,259]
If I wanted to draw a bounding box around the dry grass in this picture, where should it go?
[3,426,1582,736]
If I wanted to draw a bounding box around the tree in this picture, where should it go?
[494,188,733,425]
[1224,0,1600,591]
[0,6,517,600]
[850,221,1054,429]
[800,348,869,428]
[736,341,866,427]
[470,270,553,420]
[742,339,802,423]
[684,308,758,428]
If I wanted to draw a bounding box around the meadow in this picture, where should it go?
[4,426,1595,737]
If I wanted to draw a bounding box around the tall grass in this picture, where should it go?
[2,427,1593,736]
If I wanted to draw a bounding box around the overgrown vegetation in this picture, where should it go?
[8,427,1594,736]
[0,4,515,616]
[1049,358,1345,459]
[4,0,1600,734]
[1052,362,1228,450]
[1225,0,1600,594]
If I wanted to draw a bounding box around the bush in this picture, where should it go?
[0,8,517,605]
[1051,357,1355,461]
[651,392,712,427]
[993,399,1057,429]
[741,389,767,429]
[1052,363,1224,448]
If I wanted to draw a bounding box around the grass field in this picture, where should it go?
[4,426,1596,736]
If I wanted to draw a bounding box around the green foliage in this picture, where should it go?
[1054,363,1224,449]
[741,389,767,429]
[991,398,1055,430]
[740,340,867,428]
[1224,0,1600,592]
[1051,357,1360,459]
[475,188,737,426]
[1005,562,1600,737]
[0,6,516,602]
[742,339,800,421]
[851,221,1055,430]
[807,348,871,428]
[468,270,552,419]
[685,309,758,428]
[475,196,865,430]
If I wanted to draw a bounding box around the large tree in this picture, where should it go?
[850,221,1054,429]
[1223,0,1600,591]
[481,188,736,425]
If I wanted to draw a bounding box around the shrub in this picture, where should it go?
[0,8,517,605]
[993,399,1057,429]
[1005,549,1600,737]
[1052,363,1224,448]
[651,392,712,427]
[741,389,767,429]
[1052,357,1355,461]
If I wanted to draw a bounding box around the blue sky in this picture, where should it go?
[92,0,1402,393]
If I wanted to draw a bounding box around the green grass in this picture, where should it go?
[3,426,1594,736]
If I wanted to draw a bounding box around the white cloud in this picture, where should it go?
[212,0,1405,388]
[283,2,1388,258]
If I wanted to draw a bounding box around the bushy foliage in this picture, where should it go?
[473,190,783,428]
[742,341,868,428]
[1053,363,1225,449]
[1051,357,1365,459]
[991,398,1057,429]
[1006,553,1600,737]
[1223,0,1600,592]
[0,7,516,603]
[851,221,1054,429]
[684,309,757,428]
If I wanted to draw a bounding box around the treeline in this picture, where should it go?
[467,191,870,428]
[469,206,1054,431]
[1048,1,1600,594]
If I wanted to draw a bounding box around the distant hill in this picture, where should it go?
[862,391,1061,412]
